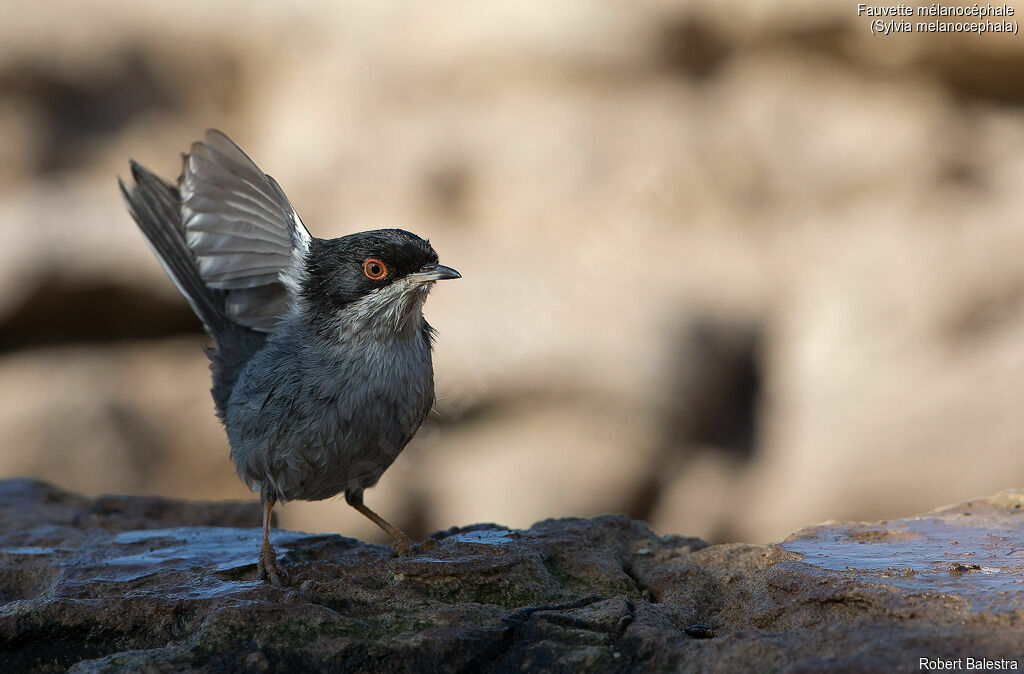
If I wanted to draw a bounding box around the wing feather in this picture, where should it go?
[180,129,311,331]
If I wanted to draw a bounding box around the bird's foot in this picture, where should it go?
[258,545,288,585]
[391,532,414,558]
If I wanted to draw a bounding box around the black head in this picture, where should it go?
[301,228,454,316]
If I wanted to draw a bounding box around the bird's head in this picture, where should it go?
[301,228,460,338]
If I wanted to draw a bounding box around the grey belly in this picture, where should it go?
[225,338,433,503]
[264,401,412,502]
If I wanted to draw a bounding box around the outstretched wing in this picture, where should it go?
[180,129,311,332]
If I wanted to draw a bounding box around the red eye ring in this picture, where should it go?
[362,258,389,281]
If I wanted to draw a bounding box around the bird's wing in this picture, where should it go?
[180,129,311,332]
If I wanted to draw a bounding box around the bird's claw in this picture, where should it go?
[391,533,414,558]
[258,547,288,585]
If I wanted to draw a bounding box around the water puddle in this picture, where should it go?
[96,527,310,582]
[782,514,1024,612]
[444,529,515,546]
[0,546,56,556]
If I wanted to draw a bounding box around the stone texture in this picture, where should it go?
[0,479,1022,672]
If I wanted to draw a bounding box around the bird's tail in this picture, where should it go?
[118,161,228,335]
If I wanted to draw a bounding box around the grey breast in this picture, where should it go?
[224,319,435,503]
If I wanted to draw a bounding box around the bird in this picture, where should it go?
[119,130,460,584]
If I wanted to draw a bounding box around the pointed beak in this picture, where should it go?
[412,263,461,283]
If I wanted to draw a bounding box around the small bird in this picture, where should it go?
[119,130,460,583]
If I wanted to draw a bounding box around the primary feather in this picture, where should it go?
[181,130,311,330]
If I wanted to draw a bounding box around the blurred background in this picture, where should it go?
[2,0,1024,545]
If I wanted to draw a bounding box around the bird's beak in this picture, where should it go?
[412,264,461,283]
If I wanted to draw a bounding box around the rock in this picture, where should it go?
[1,480,1023,672]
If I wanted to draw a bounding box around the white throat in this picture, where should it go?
[338,278,433,340]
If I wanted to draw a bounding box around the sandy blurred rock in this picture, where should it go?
[0,339,249,501]
[743,210,1024,541]
[2,0,1024,549]
[648,452,746,542]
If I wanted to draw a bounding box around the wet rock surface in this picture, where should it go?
[0,479,1022,672]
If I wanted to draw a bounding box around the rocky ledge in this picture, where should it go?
[0,479,1023,672]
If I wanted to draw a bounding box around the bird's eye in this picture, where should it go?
[362,258,389,280]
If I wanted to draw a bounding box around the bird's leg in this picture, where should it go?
[345,491,412,556]
[257,494,287,585]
